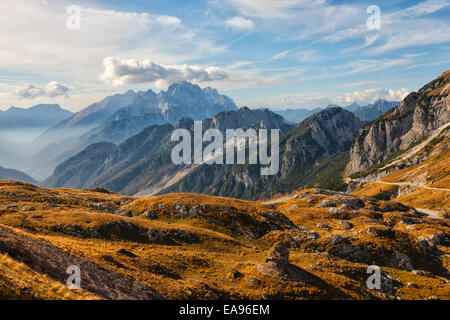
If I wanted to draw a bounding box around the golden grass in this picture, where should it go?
[0,181,449,300]
[0,252,95,300]
[427,70,450,96]
[353,137,449,210]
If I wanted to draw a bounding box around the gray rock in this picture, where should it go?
[266,242,290,265]
[145,211,157,219]
[412,270,435,278]
[245,277,261,288]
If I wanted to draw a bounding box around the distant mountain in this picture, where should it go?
[0,166,36,184]
[81,82,237,145]
[0,104,72,175]
[347,100,399,122]
[323,104,341,109]
[273,104,343,124]
[31,82,238,180]
[0,104,72,129]
[40,82,237,145]
[274,108,322,123]
[37,90,141,144]
[345,103,361,112]
[28,90,143,179]
[157,81,238,122]
[346,71,450,175]
[162,107,362,200]
[43,107,292,195]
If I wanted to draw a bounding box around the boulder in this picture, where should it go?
[256,242,314,283]
[266,242,290,265]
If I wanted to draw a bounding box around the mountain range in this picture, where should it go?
[0,166,36,184]
[31,82,238,179]
[0,104,72,129]
[274,100,398,124]
[43,107,293,195]
[163,107,361,199]
[0,104,73,174]
[43,106,362,200]
[0,74,446,203]
[347,100,399,122]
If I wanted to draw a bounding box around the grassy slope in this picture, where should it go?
[0,180,449,300]
[0,252,93,300]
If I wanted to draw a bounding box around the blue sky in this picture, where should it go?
[0,0,449,111]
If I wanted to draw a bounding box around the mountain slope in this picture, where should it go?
[346,70,450,175]
[31,83,238,180]
[0,104,72,129]
[80,82,237,146]
[41,90,140,136]
[163,107,362,200]
[0,167,36,184]
[348,119,450,215]
[1,180,448,300]
[349,100,399,122]
[43,107,291,195]
[344,71,450,216]
[345,103,361,112]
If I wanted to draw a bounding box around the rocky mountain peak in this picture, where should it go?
[346,70,450,175]
[300,107,362,156]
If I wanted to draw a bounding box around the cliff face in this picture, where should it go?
[346,71,450,175]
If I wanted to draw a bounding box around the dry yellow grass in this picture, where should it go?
[0,180,449,300]
[427,70,450,96]
[0,252,95,300]
[353,135,450,211]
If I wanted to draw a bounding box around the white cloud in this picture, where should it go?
[323,0,450,54]
[220,0,361,39]
[154,15,182,27]
[101,57,229,87]
[225,17,255,30]
[14,82,71,99]
[270,50,290,61]
[369,20,450,54]
[390,0,450,19]
[249,87,410,110]
[224,0,327,19]
[100,57,284,89]
[326,56,415,78]
[333,88,410,105]
[0,0,229,110]
[0,1,225,83]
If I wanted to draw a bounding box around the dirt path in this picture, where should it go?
[263,183,446,220]
[261,195,296,205]
[346,177,450,192]
[415,208,443,219]
[345,178,446,219]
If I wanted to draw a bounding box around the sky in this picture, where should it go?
[0,0,449,112]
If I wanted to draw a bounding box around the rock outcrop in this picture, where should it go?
[256,242,313,282]
[346,70,450,174]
